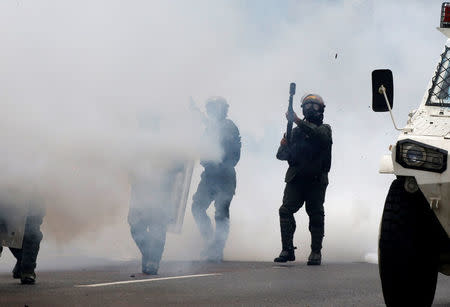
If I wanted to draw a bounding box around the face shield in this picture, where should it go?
[302,102,322,111]
[301,94,325,123]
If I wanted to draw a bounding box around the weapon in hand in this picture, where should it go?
[285,82,296,144]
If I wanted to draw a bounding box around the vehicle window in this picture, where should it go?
[426,46,450,106]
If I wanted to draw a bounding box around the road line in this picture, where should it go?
[75,273,222,288]
[272,265,295,269]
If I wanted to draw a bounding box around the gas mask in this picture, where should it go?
[302,101,324,124]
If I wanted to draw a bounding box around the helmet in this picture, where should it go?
[301,94,325,123]
[301,94,325,112]
[205,96,229,120]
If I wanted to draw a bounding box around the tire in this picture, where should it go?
[379,178,439,307]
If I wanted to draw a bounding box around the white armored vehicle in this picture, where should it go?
[372,3,450,306]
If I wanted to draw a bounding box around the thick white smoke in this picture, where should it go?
[0,0,446,270]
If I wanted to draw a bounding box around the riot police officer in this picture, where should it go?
[191,97,241,262]
[128,163,185,275]
[128,111,188,275]
[10,206,45,284]
[1,199,45,285]
[274,94,332,265]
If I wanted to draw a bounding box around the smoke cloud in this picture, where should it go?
[0,0,446,270]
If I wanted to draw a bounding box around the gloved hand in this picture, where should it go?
[280,133,288,146]
[285,111,301,124]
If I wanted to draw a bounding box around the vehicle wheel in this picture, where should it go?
[379,178,439,307]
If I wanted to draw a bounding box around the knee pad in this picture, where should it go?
[310,214,324,226]
[23,227,43,243]
[279,206,292,219]
[214,193,232,220]
[215,208,230,221]
[192,185,213,204]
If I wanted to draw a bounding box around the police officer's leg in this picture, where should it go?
[210,170,236,261]
[9,248,22,260]
[144,221,167,274]
[305,183,327,265]
[8,247,22,278]
[20,214,44,284]
[129,207,155,275]
[129,217,150,260]
[275,179,305,262]
[191,173,215,243]
[211,192,233,262]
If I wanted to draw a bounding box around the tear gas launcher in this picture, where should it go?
[286,82,296,144]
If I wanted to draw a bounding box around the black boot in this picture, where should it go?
[203,241,224,263]
[274,247,296,263]
[142,260,159,275]
[142,254,159,275]
[307,251,321,265]
[20,271,36,285]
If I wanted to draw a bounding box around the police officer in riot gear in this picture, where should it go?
[1,200,45,284]
[10,206,45,284]
[128,112,187,275]
[191,97,241,262]
[128,164,183,275]
[274,94,332,265]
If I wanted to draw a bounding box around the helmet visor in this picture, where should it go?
[302,102,321,111]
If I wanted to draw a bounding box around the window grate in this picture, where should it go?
[426,46,450,107]
[395,139,448,173]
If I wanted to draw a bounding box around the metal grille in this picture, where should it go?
[396,139,448,173]
[426,46,450,107]
[399,146,442,168]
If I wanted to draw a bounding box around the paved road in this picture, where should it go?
[0,261,449,306]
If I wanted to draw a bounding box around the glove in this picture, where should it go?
[285,111,300,124]
[280,133,288,146]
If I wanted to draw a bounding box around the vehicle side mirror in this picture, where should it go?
[372,69,394,112]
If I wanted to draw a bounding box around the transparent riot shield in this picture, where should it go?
[0,203,27,248]
[167,160,195,234]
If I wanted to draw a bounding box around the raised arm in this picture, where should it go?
[296,120,332,148]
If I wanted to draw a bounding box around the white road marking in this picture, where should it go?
[271,265,295,269]
[75,273,222,288]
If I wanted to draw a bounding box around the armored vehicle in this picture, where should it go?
[372,3,450,306]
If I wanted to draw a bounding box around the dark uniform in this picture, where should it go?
[128,164,183,275]
[1,199,45,284]
[275,94,332,265]
[191,97,241,262]
[10,206,44,284]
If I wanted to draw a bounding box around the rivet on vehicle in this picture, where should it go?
[404,177,419,193]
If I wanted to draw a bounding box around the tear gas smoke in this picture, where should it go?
[0,0,445,270]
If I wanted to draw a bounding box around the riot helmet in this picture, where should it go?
[205,96,229,120]
[301,94,325,123]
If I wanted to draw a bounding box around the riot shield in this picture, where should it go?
[0,203,27,248]
[167,160,195,234]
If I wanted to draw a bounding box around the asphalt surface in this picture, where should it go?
[0,261,449,307]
